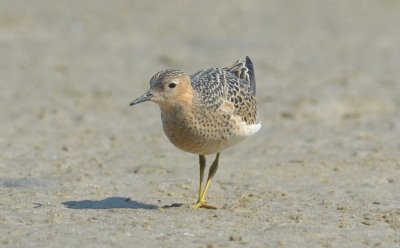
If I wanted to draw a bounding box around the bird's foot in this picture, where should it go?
[191,202,217,210]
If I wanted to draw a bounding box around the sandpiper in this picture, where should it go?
[130,56,261,209]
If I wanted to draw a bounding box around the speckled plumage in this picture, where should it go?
[130,56,261,208]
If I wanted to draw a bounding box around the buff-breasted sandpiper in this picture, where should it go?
[130,56,261,209]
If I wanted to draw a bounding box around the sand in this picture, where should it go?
[1,0,399,247]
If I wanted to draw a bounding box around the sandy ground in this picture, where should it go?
[1,0,400,247]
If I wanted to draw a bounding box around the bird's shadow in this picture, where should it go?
[62,197,158,210]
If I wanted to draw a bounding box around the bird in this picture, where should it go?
[130,56,261,209]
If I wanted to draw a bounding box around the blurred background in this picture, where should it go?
[1,0,399,167]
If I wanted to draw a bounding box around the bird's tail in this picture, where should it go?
[227,56,256,95]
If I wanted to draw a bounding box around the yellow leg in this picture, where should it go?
[197,155,206,203]
[192,153,220,209]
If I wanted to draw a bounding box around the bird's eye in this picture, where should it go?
[168,83,177,89]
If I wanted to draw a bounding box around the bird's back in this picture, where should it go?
[190,56,257,125]
[225,56,256,95]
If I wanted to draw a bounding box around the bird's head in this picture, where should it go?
[130,69,193,110]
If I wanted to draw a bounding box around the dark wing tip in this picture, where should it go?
[245,56,252,65]
[245,56,256,95]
